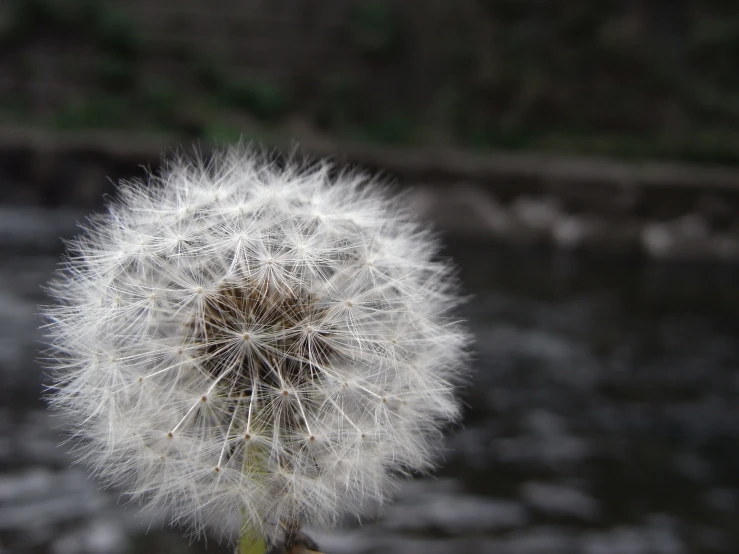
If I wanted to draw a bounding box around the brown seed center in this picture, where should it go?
[198,283,333,394]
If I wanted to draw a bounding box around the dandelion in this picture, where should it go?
[42,147,469,552]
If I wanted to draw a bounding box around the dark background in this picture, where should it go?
[3,0,739,164]
[0,1,738,553]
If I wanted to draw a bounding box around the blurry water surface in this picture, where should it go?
[0,206,737,554]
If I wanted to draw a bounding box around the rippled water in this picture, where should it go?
[0,207,737,554]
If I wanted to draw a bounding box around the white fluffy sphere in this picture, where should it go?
[43,148,468,543]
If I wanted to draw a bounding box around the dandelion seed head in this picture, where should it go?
[43,147,469,542]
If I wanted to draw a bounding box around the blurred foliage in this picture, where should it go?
[349,0,405,60]
[218,79,291,123]
[52,96,130,129]
[312,74,359,130]
[97,54,136,90]
[3,0,65,41]
[194,58,291,122]
[94,6,141,62]
[352,114,419,145]
[2,0,739,163]
[137,78,180,126]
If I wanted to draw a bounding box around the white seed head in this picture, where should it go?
[42,147,469,542]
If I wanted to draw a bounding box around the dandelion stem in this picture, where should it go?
[237,528,266,554]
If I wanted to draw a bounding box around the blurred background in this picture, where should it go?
[1,1,739,553]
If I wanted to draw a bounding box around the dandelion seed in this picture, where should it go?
[42,146,469,548]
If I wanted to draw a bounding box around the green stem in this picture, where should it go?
[237,528,267,554]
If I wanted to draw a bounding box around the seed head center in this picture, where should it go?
[200,283,332,394]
